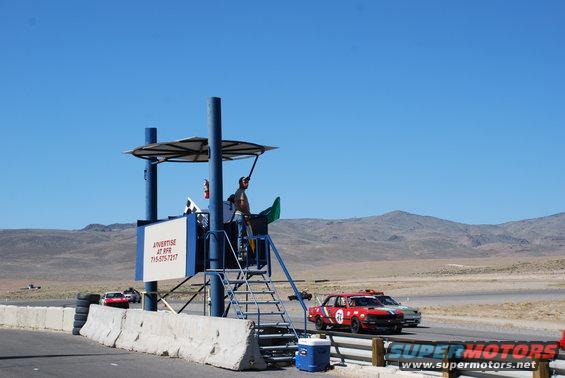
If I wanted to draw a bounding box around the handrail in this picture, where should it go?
[205,230,262,326]
[265,235,308,314]
[255,235,309,337]
[259,262,300,340]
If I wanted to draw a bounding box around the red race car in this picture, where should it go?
[100,291,130,309]
[308,293,404,334]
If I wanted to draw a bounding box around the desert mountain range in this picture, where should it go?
[1,211,564,280]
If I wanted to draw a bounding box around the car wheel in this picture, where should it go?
[350,317,361,334]
[315,317,327,331]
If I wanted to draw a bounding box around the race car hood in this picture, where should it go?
[105,297,129,303]
[357,307,402,315]
[384,305,419,314]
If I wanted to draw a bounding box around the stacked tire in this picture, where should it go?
[72,293,100,336]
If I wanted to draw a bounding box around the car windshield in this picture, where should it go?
[374,295,399,306]
[107,293,124,298]
[349,296,382,307]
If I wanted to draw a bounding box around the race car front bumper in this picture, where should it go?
[401,314,421,326]
[361,315,403,329]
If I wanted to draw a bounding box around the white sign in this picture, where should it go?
[143,217,187,282]
[335,309,344,324]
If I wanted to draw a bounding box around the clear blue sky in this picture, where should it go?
[1,1,564,229]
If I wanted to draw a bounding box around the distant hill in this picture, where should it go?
[0,211,564,280]
[270,211,565,265]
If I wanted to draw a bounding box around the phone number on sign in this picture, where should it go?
[150,254,178,263]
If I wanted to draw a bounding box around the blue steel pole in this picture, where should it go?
[208,97,225,317]
[144,127,158,311]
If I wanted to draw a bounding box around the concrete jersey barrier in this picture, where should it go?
[81,305,266,371]
[0,305,73,332]
[80,304,126,347]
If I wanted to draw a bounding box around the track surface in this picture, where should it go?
[0,328,330,378]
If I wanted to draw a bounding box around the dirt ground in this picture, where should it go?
[422,300,565,331]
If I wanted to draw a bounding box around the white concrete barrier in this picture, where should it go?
[0,305,75,332]
[82,305,266,371]
[174,313,265,370]
[62,307,74,332]
[26,307,47,329]
[80,305,126,347]
[45,307,64,331]
[3,306,19,327]
[16,306,29,328]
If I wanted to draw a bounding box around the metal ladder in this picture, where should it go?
[205,232,299,364]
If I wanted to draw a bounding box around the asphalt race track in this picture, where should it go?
[0,328,330,378]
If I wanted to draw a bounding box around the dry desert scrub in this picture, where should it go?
[422,300,565,322]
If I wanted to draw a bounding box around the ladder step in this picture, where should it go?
[237,300,280,305]
[227,280,269,284]
[234,290,274,295]
[258,333,296,339]
[255,322,290,328]
[207,268,267,274]
[264,355,296,362]
[243,311,285,316]
[260,345,298,351]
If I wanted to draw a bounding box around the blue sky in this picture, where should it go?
[1,1,564,229]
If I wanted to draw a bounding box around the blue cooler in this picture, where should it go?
[295,337,331,372]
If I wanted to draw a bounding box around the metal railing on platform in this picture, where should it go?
[250,234,309,336]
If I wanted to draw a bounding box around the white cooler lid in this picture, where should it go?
[298,338,331,346]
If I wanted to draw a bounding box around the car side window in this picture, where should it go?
[335,296,346,308]
[322,296,335,307]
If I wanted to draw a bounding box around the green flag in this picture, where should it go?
[259,197,281,224]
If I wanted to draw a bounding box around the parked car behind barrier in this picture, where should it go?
[123,287,141,303]
[369,291,421,327]
[101,291,130,309]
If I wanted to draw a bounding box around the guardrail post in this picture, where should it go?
[533,359,550,378]
[442,348,457,378]
[372,337,385,367]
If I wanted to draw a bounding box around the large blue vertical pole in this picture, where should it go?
[208,97,225,317]
[144,127,158,311]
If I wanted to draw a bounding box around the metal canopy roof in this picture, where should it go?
[125,137,277,163]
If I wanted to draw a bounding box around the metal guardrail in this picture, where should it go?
[298,329,564,378]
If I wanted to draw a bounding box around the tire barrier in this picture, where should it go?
[80,305,267,371]
[72,293,101,336]
[0,305,74,332]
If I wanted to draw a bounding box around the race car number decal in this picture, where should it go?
[335,309,344,324]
